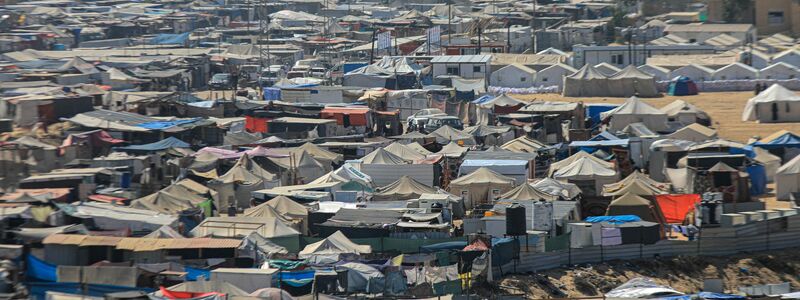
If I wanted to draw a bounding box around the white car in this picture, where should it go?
[406,108,446,132]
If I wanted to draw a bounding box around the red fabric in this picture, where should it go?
[463,238,490,251]
[159,287,224,299]
[655,194,701,224]
[245,116,269,133]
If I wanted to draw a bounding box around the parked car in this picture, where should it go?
[258,66,285,87]
[208,73,232,89]
[423,115,463,133]
[407,108,446,132]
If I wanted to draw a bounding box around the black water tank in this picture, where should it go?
[506,204,526,236]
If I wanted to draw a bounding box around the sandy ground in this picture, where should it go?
[511,92,800,143]
[491,249,800,299]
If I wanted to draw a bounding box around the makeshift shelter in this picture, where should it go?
[498,183,558,201]
[427,126,476,145]
[603,171,670,197]
[661,100,711,125]
[548,151,615,176]
[267,150,328,184]
[153,281,249,298]
[383,142,426,161]
[338,262,386,293]
[752,130,800,161]
[208,155,278,209]
[190,217,301,241]
[667,76,699,96]
[532,178,582,200]
[562,65,609,97]
[742,84,800,123]
[607,65,659,97]
[600,96,669,132]
[372,176,437,201]
[296,142,344,165]
[655,194,701,224]
[501,136,546,153]
[298,231,371,264]
[360,148,408,164]
[448,167,516,208]
[605,193,664,223]
[752,147,782,182]
[776,155,800,200]
[210,268,278,294]
[553,156,618,197]
[667,124,718,142]
[405,142,433,156]
[115,137,190,153]
[437,142,469,158]
[343,57,422,88]
[316,208,403,238]
[130,179,217,215]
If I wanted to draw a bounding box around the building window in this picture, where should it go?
[473,65,482,73]
[611,54,624,64]
[520,77,527,82]
[768,11,784,25]
[446,66,459,75]
[542,77,548,82]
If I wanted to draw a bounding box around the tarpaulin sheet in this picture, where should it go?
[420,241,468,253]
[116,137,190,152]
[149,32,190,45]
[159,286,223,299]
[136,118,199,130]
[491,238,518,267]
[280,270,315,287]
[752,132,800,149]
[747,165,767,196]
[545,233,570,251]
[267,259,306,270]
[184,267,211,281]
[27,255,57,282]
[655,194,701,224]
[585,215,642,224]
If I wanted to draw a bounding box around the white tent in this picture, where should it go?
[637,65,671,81]
[742,84,800,122]
[478,94,525,109]
[711,63,758,80]
[759,62,800,80]
[534,64,576,88]
[299,231,371,264]
[669,64,714,81]
[553,156,618,196]
[776,155,800,200]
[190,216,301,238]
[600,96,669,132]
[562,65,609,97]
[607,65,659,97]
[661,100,711,124]
[667,123,717,142]
[490,64,536,88]
[532,178,582,199]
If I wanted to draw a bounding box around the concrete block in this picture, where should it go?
[721,213,746,227]
[774,208,798,217]
[740,211,764,223]
[756,209,781,220]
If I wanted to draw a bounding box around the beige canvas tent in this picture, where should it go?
[605,193,665,223]
[372,176,437,201]
[602,170,670,196]
[299,231,371,264]
[553,156,618,196]
[742,84,800,123]
[190,216,301,239]
[600,96,669,132]
[667,123,717,142]
[661,100,711,125]
[427,126,476,145]
[383,142,426,161]
[498,183,558,201]
[448,167,516,208]
[776,155,800,200]
[501,136,546,153]
[208,155,277,209]
[562,65,609,97]
[360,148,408,164]
[607,65,659,97]
[532,178,582,199]
[267,150,329,184]
[548,151,614,176]
[130,179,216,214]
[437,142,469,158]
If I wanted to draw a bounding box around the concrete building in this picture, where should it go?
[753,0,800,36]
[571,44,716,68]
[430,54,492,83]
[663,23,756,44]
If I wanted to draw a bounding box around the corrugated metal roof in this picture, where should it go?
[431,55,492,64]
[79,236,125,247]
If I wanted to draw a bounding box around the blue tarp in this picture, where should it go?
[420,241,468,253]
[747,164,767,196]
[184,266,211,281]
[586,104,618,124]
[659,292,746,300]
[263,88,281,101]
[27,282,153,300]
[752,132,800,149]
[115,137,190,152]
[585,215,642,224]
[280,270,315,287]
[27,255,57,282]
[589,131,620,141]
[471,95,493,105]
[136,118,199,130]
[149,32,190,45]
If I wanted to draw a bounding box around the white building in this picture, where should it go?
[759,62,800,79]
[431,54,492,84]
[711,62,758,80]
[490,63,536,88]
[534,63,576,88]
[773,49,800,68]
[572,44,716,68]
[670,64,715,81]
[663,23,756,44]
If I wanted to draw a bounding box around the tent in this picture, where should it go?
[607,65,659,98]
[296,142,343,165]
[562,65,609,97]
[655,194,701,224]
[268,150,329,184]
[602,171,670,197]
[667,76,699,96]
[437,142,469,158]
[130,179,216,214]
[383,142,426,161]
[742,84,800,123]
[477,94,525,109]
[661,100,710,125]
[605,193,664,223]
[427,126,476,145]
[372,176,437,201]
[532,178,582,199]
[190,216,301,239]
[405,142,433,156]
[262,195,310,234]
[501,136,547,153]
[360,148,408,164]
[298,231,371,264]
[548,151,614,176]
[115,137,190,153]
[776,155,800,200]
[553,156,618,197]
[448,167,516,208]
[498,183,558,201]
[667,123,717,142]
[600,96,669,132]
[338,262,386,293]
[208,155,277,209]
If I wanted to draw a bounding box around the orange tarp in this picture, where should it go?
[655,194,701,224]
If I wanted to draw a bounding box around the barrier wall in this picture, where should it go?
[502,208,800,273]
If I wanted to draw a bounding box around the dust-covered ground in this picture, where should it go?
[487,249,800,299]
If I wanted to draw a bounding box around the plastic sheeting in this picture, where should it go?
[115,137,190,152]
[149,33,190,45]
[747,164,767,196]
[185,267,211,281]
[28,255,57,282]
[655,194,701,224]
